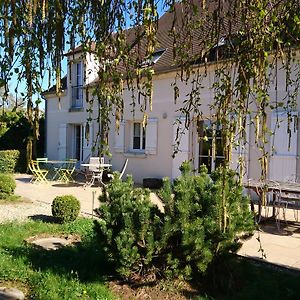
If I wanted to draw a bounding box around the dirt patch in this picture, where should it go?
[25,233,81,251]
[108,280,200,300]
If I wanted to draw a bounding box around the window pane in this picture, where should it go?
[134,123,140,137]
[76,63,82,86]
[215,157,224,169]
[199,156,212,173]
[133,137,140,149]
[142,127,146,149]
[199,139,212,156]
[215,138,224,156]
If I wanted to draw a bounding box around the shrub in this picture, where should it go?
[95,175,164,278]
[0,150,20,173]
[0,173,16,199]
[52,195,81,223]
[94,162,254,281]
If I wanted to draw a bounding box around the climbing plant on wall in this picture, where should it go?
[0,0,299,197]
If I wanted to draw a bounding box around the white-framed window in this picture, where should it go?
[76,62,83,86]
[114,118,158,155]
[71,61,83,108]
[132,122,146,151]
[198,120,224,173]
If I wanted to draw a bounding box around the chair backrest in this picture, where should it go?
[89,157,100,172]
[36,157,48,162]
[119,158,128,179]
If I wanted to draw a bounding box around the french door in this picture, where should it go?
[198,120,224,173]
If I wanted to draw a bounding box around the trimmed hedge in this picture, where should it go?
[0,173,16,199]
[0,150,21,173]
[52,195,81,223]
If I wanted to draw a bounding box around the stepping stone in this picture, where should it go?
[0,287,25,300]
[26,234,81,251]
[31,237,74,250]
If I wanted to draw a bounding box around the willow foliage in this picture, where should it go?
[0,0,300,189]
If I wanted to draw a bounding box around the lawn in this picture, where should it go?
[0,218,299,300]
[0,218,115,300]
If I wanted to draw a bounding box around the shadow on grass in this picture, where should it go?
[29,215,58,223]
[7,236,115,283]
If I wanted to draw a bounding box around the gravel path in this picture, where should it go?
[0,200,51,223]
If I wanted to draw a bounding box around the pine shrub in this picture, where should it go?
[52,195,80,223]
[95,175,164,278]
[0,173,16,199]
[94,162,254,280]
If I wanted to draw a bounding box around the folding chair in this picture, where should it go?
[28,160,49,184]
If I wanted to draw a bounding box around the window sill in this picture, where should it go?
[69,107,84,112]
[124,152,147,158]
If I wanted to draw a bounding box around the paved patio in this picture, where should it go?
[237,206,300,272]
[14,174,300,272]
[14,174,164,218]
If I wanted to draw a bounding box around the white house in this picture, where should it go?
[43,4,300,184]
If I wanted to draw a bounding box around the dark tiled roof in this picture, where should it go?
[51,1,238,90]
[64,42,97,57]
[42,75,67,95]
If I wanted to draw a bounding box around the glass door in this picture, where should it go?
[198,120,224,173]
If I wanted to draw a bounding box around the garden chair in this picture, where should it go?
[107,158,128,181]
[36,157,48,162]
[28,160,49,184]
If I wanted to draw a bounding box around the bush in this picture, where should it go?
[0,173,16,199]
[0,150,20,173]
[52,195,81,223]
[95,175,164,278]
[94,162,254,281]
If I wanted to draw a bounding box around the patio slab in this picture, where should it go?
[238,217,300,272]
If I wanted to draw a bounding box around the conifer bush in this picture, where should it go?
[52,195,80,223]
[94,162,254,280]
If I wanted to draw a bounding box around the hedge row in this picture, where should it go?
[0,150,26,173]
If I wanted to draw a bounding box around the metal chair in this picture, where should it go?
[28,160,49,184]
[108,158,128,181]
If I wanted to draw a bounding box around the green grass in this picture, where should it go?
[0,218,115,300]
[0,218,299,299]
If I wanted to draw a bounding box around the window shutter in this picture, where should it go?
[271,111,297,156]
[82,123,93,162]
[269,111,298,181]
[172,117,189,179]
[145,118,158,155]
[114,121,125,153]
[58,124,67,160]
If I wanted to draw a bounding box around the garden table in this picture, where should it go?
[244,179,300,223]
[81,163,112,187]
[40,160,77,182]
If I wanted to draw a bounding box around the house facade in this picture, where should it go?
[43,8,300,184]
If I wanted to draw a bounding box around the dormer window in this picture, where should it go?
[140,48,166,68]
